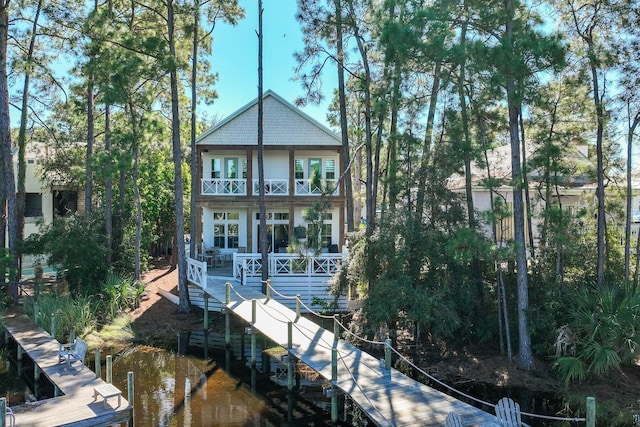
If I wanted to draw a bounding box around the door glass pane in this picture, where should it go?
[225,158,238,179]
[228,224,239,248]
[309,159,321,179]
[211,159,221,179]
[274,225,289,253]
[295,159,304,179]
[213,224,225,248]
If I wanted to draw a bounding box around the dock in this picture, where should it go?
[2,312,132,427]
[201,281,500,427]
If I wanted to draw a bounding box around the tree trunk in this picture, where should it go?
[0,0,19,297]
[16,0,42,276]
[257,0,268,287]
[85,76,94,217]
[189,0,199,259]
[168,0,190,312]
[624,113,639,282]
[504,0,533,370]
[334,0,354,232]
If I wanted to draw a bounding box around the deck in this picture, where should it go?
[202,282,500,426]
[2,313,132,427]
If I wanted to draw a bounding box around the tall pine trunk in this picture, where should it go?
[168,0,190,312]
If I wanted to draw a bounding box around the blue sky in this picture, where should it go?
[207,0,336,128]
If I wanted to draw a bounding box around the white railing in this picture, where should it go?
[233,253,345,279]
[252,179,288,195]
[201,179,247,195]
[187,257,207,289]
[295,179,339,196]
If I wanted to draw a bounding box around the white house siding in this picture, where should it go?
[252,151,289,179]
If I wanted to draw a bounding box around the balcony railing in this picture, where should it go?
[201,178,338,196]
[233,253,345,278]
[252,179,288,195]
[295,179,339,196]
[201,179,247,195]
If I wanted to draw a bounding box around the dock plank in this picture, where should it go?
[3,313,132,427]
[201,280,500,427]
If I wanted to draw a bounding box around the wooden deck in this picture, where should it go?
[2,313,132,427]
[203,283,500,427]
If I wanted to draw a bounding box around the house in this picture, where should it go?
[188,90,348,312]
[4,142,81,274]
[448,143,640,246]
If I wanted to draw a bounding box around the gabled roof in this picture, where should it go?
[197,90,341,146]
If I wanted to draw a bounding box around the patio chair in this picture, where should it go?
[5,406,15,427]
[495,397,522,426]
[59,337,88,369]
[445,411,464,427]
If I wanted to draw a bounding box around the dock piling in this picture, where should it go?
[95,348,101,379]
[128,371,135,427]
[106,355,113,383]
[586,396,595,427]
[385,339,392,371]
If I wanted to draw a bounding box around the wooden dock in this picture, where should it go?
[200,281,500,427]
[2,313,132,427]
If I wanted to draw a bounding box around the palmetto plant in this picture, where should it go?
[103,274,145,319]
[554,282,640,386]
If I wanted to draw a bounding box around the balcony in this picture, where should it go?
[201,179,247,196]
[295,179,339,196]
[252,179,288,196]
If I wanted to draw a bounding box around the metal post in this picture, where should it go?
[50,315,56,340]
[252,299,256,324]
[251,328,257,367]
[385,338,392,371]
[331,347,338,423]
[203,294,209,328]
[95,348,101,379]
[296,294,301,318]
[1,397,7,427]
[224,309,230,348]
[128,371,135,426]
[106,355,113,384]
[586,396,595,427]
[225,282,231,304]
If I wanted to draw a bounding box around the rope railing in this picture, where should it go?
[223,280,590,425]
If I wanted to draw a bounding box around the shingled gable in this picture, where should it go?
[197,90,341,147]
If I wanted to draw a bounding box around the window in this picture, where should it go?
[212,211,241,249]
[25,193,42,217]
[54,191,77,217]
[225,158,238,179]
[325,159,335,180]
[211,159,221,179]
[295,159,304,179]
[308,158,321,179]
[308,223,332,249]
[211,158,246,179]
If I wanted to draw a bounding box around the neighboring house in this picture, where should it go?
[4,142,82,272]
[189,90,348,312]
[447,143,634,245]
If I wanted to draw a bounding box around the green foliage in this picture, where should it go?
[22,213,109,296]
[23,293,98,342]
[103,274,145,319]
[553,282,640,385]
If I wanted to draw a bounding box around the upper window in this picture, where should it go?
[25,193,43,217]
[211,158,247,179]
[325,160,336,180]
[295,160,304,180]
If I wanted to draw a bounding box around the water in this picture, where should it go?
[1,328,342,426]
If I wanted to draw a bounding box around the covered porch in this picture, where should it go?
[186,252,349,313]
